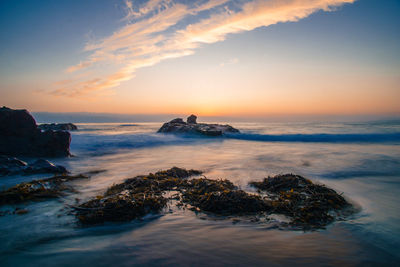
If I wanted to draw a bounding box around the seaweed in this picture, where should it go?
[250,174,351,229]
[75,168,271,224]
[74,167,353,229]
[180,178,270,215]
[75,192,167,225]
[0,174,89,205]
[75,167,202,225]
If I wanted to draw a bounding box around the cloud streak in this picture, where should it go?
[55,0,355,97]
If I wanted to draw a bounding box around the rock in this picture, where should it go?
[0,155,27,176]
[249,174,352,229]
[0,107,71,157]
[75,167,354,229]
[181,178,269,215]
[14,208,29,215]
[23,159,68,174]
[0,156,67,176]
[187,114,197,124]
[38,123,78,131]
[158,115,240,136]
[0,106,37,137]
[169,118,185,124]
[75,167,202,225]
[0,174,89,205]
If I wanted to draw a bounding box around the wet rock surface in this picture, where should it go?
[250,174,352,229]
[75,167,202,225]
[0,156,67,176]
[38,123,78,131]
[158,115,240,136]
[75,167,353,229]
[0,107,71,157]
[24,159,68,174]
[0,174,89,205]
[0,156,27,176]
[180,178,269,215]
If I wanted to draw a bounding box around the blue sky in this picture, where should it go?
[0,0,399,116]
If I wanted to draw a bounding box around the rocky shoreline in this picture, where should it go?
[0,108,355,230]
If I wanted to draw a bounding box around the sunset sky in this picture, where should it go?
[1,0,399,117]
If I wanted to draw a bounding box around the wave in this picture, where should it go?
[118,124,138,127]
[226,132,400,143]
[70,133,214,156]
[69,131,400,156]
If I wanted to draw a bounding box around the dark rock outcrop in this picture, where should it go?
[0,156,67,176]
[187,114,197,124]
[0,107,71,157]
[38,123,78,131]
[158,115,239,136]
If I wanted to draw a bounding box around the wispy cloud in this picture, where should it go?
[54,0,355,97]
[220,57,239,67]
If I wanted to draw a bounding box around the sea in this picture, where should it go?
[1,119,399,266]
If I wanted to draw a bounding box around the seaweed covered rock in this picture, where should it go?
[74,167,353,229]
[154,167,202,179]
[158,115,240,136]
[75,167,271,225]
[181,178,269,215]
[250,174,351,229]
[0,174,88,205]
[38,123,78,131]
[0,107,71,157]
[76,191,168,225]
[75,167,203,225]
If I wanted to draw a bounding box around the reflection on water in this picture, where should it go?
[0,121,399,265]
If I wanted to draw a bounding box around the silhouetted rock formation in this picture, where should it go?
[187,114,197,124]
[38,123,78,131]
[0,107,71,157]
[158,115,239,136]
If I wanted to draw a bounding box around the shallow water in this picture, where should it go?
[1,121,399,266]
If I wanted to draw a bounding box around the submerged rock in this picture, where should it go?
[158,115,240,136]
[24,159,67,174]
[0,107,71,157]
[38,123,78,131]
[249,174,351,229]
[0,155,27,176]
[0,174,89,205]
[0,156,67,176]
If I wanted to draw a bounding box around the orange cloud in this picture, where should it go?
[55,0,355,97]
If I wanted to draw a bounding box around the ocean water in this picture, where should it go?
[1,120,400,266]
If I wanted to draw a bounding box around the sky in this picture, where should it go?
[0,0,399,118]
